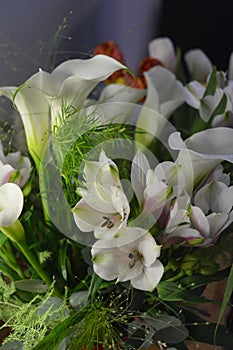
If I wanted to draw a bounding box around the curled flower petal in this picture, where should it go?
[0,183,24,227]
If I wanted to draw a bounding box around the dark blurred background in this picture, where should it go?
[160,0,233,71]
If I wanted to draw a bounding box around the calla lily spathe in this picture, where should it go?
[0,55,127,168]
[0,182,24,242]
[169,127,233,193]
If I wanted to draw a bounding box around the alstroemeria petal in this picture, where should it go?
[207,212,230,242]
[194,181,227,214]
[0,183,23,226]
[184,81,205,108]
[92,246,124,281]
[184,49,213,82]
[144,66,185,115]
[190,205,210,236]
[131,260,164,292]
[0,164,14,185]
[148,37,177,71]
[98,84,146,104]
[131,150,151,207]
[212,185,233,213]
[139,239,161,267]
[199,88,224,122]
[72,198,106,232]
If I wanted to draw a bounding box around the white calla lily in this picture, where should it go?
[0,55,127,168]
[0,183,23,227]
[169,127,233,193]
[0,183,24,242]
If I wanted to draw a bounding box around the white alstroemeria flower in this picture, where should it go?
[73,151,129,240]
[136,66,185,146]
[73,184,129,240]
[0,142,31,187]
[131,151,176,228]
[184,81,230,123]
[189,180,233,246]
[183,81,206,109]
[0,182,25,242]
[158,194,203,246]
[184,49,213,82]
[78,150,121,196]
[0,55,127,167]
[212,111,233,127]
[169,127,233,193]
[148,37,177,72]
[92,227,164,291]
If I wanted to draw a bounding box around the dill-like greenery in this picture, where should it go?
[52,103,134,207]
[0,285,68,349]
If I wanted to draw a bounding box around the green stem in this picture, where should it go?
[16,239,52,287]
[1,241,26,279]
[166,271,185,282]
[0,250,25,280]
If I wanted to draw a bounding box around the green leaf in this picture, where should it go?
[179,267,231,290]
[183,310,233,346]
[203,67,217,97]
[0,231,8,248]
[153,325,188,344]
[87,272,103,300]
[14,279,49,293]
[31,308,90,350]
[157,281,212,303]
[58,241,68,281]
[215,263,233,337]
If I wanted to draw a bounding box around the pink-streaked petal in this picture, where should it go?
[0,164,14,185]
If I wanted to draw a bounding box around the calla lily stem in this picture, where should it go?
[16,239,61,296]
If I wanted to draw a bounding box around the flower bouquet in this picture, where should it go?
[0,36,232,350]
